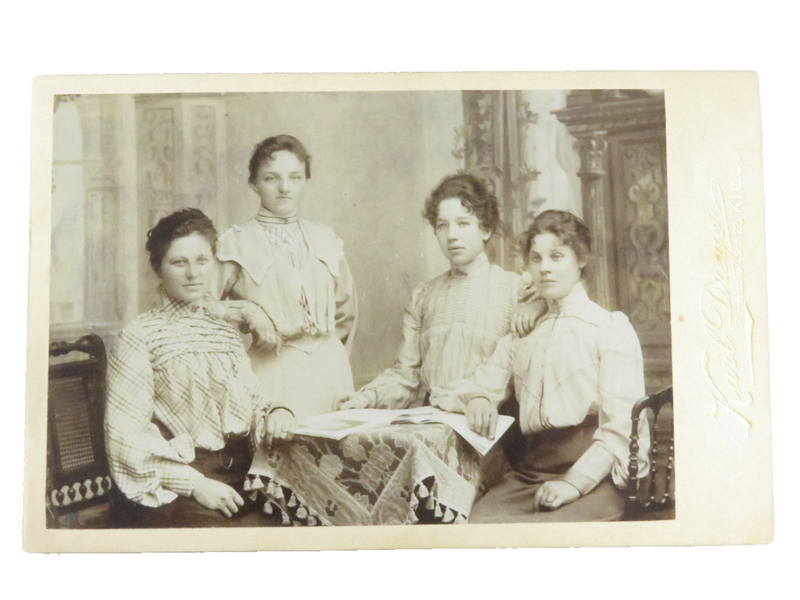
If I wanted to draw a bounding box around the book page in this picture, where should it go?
[293,406,441,439]
[395,411,515,456]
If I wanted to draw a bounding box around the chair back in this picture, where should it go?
[47,334,114,526]
[626,386,675,519]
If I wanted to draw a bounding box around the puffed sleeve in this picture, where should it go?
[562,312,647,495]
[358,282,427,409]
[430,333,516,414]
[104,321,204,507]
[334,254,358,355]
[210,257,242,301]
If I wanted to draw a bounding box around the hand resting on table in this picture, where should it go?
[465,396,499,439]
[264,407,295,448]
[334,392,371,411]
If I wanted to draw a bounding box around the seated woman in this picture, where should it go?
[213,135,357,420]
[105,208,295,528]
[337,173,521,414]
[436,210,649,522]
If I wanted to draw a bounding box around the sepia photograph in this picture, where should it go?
[24,72,771,552]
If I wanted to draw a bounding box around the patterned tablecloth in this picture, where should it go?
[245,423,507,526]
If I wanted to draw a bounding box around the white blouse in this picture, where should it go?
[437,283,649,495]
[359,252,520,410]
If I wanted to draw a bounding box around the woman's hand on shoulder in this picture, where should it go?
[242,304,281,353]
[335,392,371,411]
[533,480,581,511]
[513,299,547,337]
[465,397,498,439]
[190,478,245,518]
[264,408,295,448]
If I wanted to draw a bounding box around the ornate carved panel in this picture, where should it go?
[461,91,539,271]
[140,107,177,226]
[189,105,217,214]
[619,141,670,333]
[135,97,225,311]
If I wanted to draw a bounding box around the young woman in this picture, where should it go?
[105,209,294,528]
[337,173,520,413]
[213,135,357,420]
[440,210,649,522]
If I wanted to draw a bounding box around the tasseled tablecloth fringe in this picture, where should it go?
[411,477,468,525]
[244,474,325,526]
[244,474,470,526]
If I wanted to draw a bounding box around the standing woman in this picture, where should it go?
[214,135,357,419]
[105,209,294,528]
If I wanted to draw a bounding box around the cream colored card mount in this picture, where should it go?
[24,72,772,552]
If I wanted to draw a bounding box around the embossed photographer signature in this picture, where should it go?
[699,176,754,437]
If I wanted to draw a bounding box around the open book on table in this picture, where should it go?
[293,406,515,456]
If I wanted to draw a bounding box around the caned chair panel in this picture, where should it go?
[47,335,116,527]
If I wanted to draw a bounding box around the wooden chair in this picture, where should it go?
[47,334,117,528]
[625,387,675,520]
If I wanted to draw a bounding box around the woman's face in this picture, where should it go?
[434,198,490,267]
[158,232,215,305]
[527,232,585,301]
[250,150,307,217]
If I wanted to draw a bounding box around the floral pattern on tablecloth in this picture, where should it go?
[245,423,510,526]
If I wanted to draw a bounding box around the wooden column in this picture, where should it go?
[575,131,614,310]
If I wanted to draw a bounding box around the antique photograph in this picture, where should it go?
[24,72,772,551]
[46,87,671,529]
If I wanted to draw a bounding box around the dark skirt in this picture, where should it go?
[470,416,625,523]
[112,437,273,529]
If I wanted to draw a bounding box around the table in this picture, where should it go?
[244,423,509,526]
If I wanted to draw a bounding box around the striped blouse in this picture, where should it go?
[105,295,275,507]
[439,283,649,494]
[359,252,520,410]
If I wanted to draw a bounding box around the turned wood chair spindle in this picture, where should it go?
[625,387,674,519]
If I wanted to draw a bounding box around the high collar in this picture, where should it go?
[451,252,489,276]
[542,282,590,318]
[256,206,298,225]
[157,287,205,318]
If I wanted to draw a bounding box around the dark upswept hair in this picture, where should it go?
[145,208,217,273]
[422,174,500,233]
[248,135,312,183]
[521,209,592,276]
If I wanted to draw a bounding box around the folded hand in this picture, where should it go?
[533,480,581,511]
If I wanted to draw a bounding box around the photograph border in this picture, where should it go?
[24,71,773,552]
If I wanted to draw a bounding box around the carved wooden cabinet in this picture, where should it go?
[555,91,671,393]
